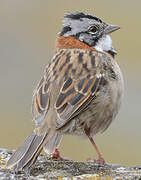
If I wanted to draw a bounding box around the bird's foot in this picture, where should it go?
[87,156,105,165]
[52,148,71,161]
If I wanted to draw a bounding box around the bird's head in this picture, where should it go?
[59,12,120,56]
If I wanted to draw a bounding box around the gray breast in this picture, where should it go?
[86,59,124,137]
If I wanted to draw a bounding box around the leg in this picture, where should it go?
[85,130,105,164]
[51,148,71,161]
[88,136,105,164]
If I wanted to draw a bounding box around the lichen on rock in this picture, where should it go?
[0,148,141,180]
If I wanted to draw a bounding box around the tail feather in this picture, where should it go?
[6,132,36,168]
[22,141,44,174]
[43,133,62,154]
[6,129,55,172]
[15,133,47,171]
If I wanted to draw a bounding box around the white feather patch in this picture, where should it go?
[95,35,112,52]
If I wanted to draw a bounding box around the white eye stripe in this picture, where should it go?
[89,31,97,35]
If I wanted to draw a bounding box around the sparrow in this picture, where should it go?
[6,12,124,175]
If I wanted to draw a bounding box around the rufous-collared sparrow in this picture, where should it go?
[7,12,124,174]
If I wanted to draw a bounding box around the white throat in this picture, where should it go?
[95,35,112,52]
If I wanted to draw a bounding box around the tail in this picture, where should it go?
[6,129,59,174]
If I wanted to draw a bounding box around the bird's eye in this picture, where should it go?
[88,25,98,34]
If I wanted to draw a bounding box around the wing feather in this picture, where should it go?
[31,48,106,131]
[31,49,67,128]
[55,73,102,129]
[32,79,50,127]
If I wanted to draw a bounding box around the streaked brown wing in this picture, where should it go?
[31,49,70,128]
[55,72,102,129]
[31,49,67,127]
[32,76,50,127]
[31,48,105,130]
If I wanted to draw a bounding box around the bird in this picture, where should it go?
[6,12,124,175]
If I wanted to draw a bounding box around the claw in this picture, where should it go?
[87,156,105,165]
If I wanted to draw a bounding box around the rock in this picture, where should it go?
[0,148,141,179]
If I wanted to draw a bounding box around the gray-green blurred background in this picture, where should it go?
[0,0,141,166]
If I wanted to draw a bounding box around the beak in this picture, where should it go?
[104,24,120,34]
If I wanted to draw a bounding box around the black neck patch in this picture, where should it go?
[107,50,116,58]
